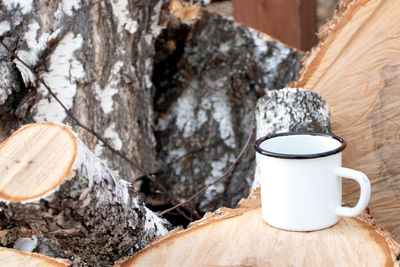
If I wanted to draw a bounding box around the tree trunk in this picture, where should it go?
[116,189,400,267]
[0,122,170,266]
[0,0,167,184]
[151,10,302,211]
[293,0,400,242]
[0,247,71,267]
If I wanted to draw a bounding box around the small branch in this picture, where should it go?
[0,39,200,220]
[160,127,255,216]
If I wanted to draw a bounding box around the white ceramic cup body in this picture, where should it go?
[255,133,371,231]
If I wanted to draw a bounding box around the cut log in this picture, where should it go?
[116,189,400,267]
[152,10,303,211]
[0,247,71,267]
[293,0,400,241]
[0,122,170,266]
[254,87,331,188]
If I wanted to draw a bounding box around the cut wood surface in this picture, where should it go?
[116,190,400,267]
[0,247,71,267]
[0,122,169,266]
[294,0,400,241]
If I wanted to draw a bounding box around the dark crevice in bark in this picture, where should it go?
[152,22,191,114]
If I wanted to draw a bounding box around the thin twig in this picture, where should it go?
[160,127,255,216]
[0,39,199,220]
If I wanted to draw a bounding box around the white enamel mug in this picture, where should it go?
[254,132,371,231]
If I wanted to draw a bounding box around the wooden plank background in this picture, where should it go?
[233,0,317,51]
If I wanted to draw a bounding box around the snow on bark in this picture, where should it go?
[253,87,331,188]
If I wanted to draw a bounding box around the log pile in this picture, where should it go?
[0,0,400,265]
[0,0,303,216]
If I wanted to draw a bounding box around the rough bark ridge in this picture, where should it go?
[253,87,331,188]
[0,122,170,266]
[0,0,166,183]
[152,11,303,211]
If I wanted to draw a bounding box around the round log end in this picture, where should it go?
[0,122,77,202]
[0,247,71,266]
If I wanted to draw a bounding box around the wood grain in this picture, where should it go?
[0,247,71,267]
[294,0,400,241]
[0,122,76,202]
[117,190,400,267]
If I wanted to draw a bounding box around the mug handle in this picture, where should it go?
[335,167,371,217]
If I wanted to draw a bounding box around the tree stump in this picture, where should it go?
[0,122,170,266]
[293,0,400,241]
[116,190,400,267]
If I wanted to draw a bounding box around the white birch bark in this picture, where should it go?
[253,87,331,188]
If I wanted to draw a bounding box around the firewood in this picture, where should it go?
[293,0,400,241]
[0,0,303,215]
[0,247,71,267]
[0,122,170,266]
[115,189,400,267]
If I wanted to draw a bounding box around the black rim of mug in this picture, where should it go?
[254,132,346,159]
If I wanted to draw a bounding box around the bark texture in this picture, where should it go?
[151,11,303,211]
[0,0,304,214]
[0,0,167,183]
[0,122,170,266]
[253,87,331,188]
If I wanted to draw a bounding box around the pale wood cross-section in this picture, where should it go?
[116,190,400,267]
[0,123,77,202]
[0,247,71,267]
[293,0,400,242]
